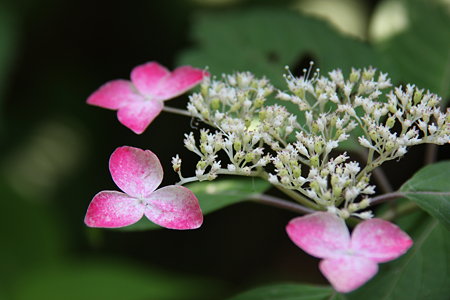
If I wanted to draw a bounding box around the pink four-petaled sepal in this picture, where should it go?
[286,212,413,293]
[84,146,203,230]
[87,62,209,134]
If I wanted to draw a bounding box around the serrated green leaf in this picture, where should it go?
[348,216,450,300]
[227,283,346,300]
[399,160,450,230]
[375,0,450,101]
[119,177,270,231]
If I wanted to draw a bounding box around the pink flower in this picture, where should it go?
[84,146,203,230]
[286,212,413,293]
[87,62,209,134]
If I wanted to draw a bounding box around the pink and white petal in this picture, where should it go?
[84,191,145,228]
[144,185,203,230]
[351,219,413,263]
[319,256,378,293]
[116,99,164,134]
[130,62,170,96]
[109,146,163,198]
[87,79,142,110]
[152,66,209,101]
[286,212,350,259]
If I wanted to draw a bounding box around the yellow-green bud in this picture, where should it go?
[323,191,331,201]
[259,110,267,120]
[310,181,320,193]
[279,169,289,177]
[386,116,396,128]
[245,152,255,163]
[348,203,358,212]
[361,176,370,183]
[210,98,220,110]
[201,109,210,119]
[310,155,319,167]
[312,123,320,134]
[344,180,352,187]
[314,141,323,154]
[362,70,373,81]
[385,140,395,152]
[388,104,397,114]
[230,103,240,112]
[200,131,208,142]
[275,161,284,169]
[296,88,305,99]
[350,71,360,83]
[292,167,301,178]
[254,98,264,108]
[413,90,423,105]
[359,198,370,209]
[196,160,207,169]
[330,116,338,127]
[333,186,342,197]
[233,141,242,152]
[334,129,344,139]
[331,175,339,186]
[369,130,378,141]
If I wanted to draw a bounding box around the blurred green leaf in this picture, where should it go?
[227,283,346,300]
[179,8,376,88]
[399,160,450,230]
[375,0,450,101]
[348,216,450,300]
[120,177,270,231]
[13,260,224,300]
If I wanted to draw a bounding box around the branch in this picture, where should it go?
[163,106,192,117]
[247,193,316,215]
[368,191,405,206]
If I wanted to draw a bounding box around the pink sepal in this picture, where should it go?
[286,212,350,258]
[145,185,203,230]
[320,256,378,293]
[116,100,163,134]
[131,62,208,101]
[351,219,413,263]
[109,146,163,198]
[87,80,141,110]
[84,191,144,228]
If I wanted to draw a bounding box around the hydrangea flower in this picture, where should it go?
[84,146,203,230]
[87,62,209,134]
[286,212,413,293]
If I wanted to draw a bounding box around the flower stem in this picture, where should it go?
[274,185,321,210]
[369,191,405,205]
[163,106,192,117]
[247,193,315,214]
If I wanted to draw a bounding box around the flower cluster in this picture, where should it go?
[175,66,449,219]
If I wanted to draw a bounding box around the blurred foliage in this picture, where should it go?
[227,283,346,300]
[0,0,449,299]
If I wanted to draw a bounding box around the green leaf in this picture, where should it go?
[227,283,346,300]
[375,0,450,101]
[399,160,450,230]
[179,8,376,87]
[178,8,376,152]
[13,260,224,300]
[119,177,270,231]
[348,216,450,300]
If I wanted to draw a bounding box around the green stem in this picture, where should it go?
[274,185,321,210]
[163,106,192,117]
[247,193,315,214]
